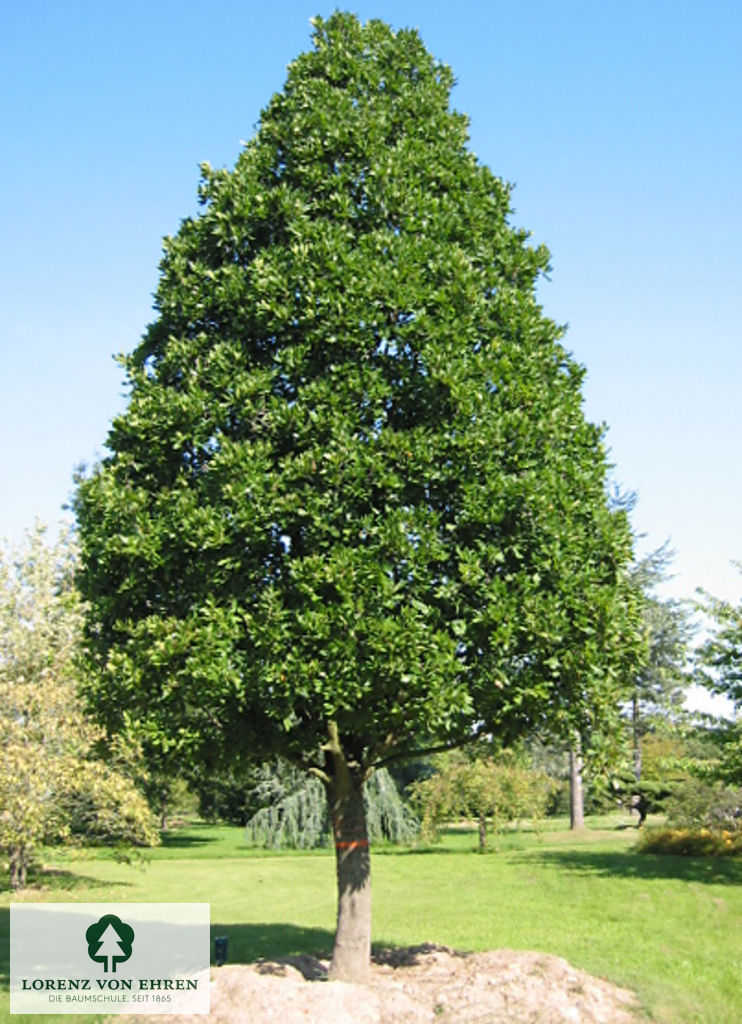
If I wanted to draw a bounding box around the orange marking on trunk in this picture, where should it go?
[334,839,369,850]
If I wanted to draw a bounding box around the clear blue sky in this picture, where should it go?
[2,0,740,623]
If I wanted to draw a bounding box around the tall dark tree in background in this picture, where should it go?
[568,736,585,830]
[74,13,640,981]
[592,543,694,826]
[697,564,742,786]
[629,544,693,780]
[697,563,742,711]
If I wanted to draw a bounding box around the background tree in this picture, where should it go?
[697,562,742,710]
[590,544,695,825]
[412,748,554,850]
[568,736,585,830]
[606,729,688,826]
[243,759,417,849]
[628,544,693,780]
[696,564,742,788]
[0,524,157,889]
[191,763,260,826]
[74,13,640,979]
[707,720,742,789]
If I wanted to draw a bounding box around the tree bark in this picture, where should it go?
[325,727,371,983]
[478,814,487,852]
[632,693,642,782]
[636,793,649,828]
[569,738,585,831]
[9,845,28,890]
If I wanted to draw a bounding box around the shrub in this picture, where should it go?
[637,826,742,858]
[411,750,556,850]
[637,778,742,858]
[665,778,742,832]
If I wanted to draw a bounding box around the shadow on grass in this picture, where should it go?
[0,904,334,992]
[209,921,334,965]
[0,866,128,897]
[373,844,463,856]
[519,847,742,886]
[206,927,461,972]
[159,830,220,850]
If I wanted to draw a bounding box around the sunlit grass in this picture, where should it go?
[2,815,740,1024]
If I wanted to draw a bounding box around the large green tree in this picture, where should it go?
[74,13,639,980]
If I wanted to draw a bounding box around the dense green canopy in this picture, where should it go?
[75,13,644,979]
[75,11,637,791]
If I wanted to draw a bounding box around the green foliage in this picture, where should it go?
[697,562,742,709]
[637,772,742,855]
[664,777,742,833]
[191,764,260,825]
[712,723,742,786]
[593,544,695,817]
[629,544,694,719]
[637,826,742,858]
[0,525,158,888]
[74,12,639,786]
[412,749,555,846]
[60,761,159,850]
[601,729,690,823]
[363,765,419,844]
[663,715,742,791]
[570,545,695,824]
[244,761,417,848]
[244,768,328,849]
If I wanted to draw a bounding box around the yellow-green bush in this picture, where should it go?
[637,825,742,857]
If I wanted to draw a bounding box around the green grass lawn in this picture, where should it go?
[2,815,740,1024]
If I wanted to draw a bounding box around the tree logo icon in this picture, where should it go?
[85,914,135,973]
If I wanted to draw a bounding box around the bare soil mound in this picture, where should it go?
[117,944,651,1024]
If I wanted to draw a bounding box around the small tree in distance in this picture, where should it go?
[412,749,555,850]
[74,13,641,980]
[0,524,158,889]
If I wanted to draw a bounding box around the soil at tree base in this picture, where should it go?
[111,944,656,1023]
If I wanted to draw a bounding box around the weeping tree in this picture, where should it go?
[244,759,417,848]
[74,13,641,981]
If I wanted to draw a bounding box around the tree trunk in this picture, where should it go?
[478,814,487,852]
[632,693,642,782]
[325,727,371,983]
[569,738,584,831]
[9,845,28,890]
[636,793,649,828]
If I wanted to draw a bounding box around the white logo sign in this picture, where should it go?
[11,903,210,1014]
